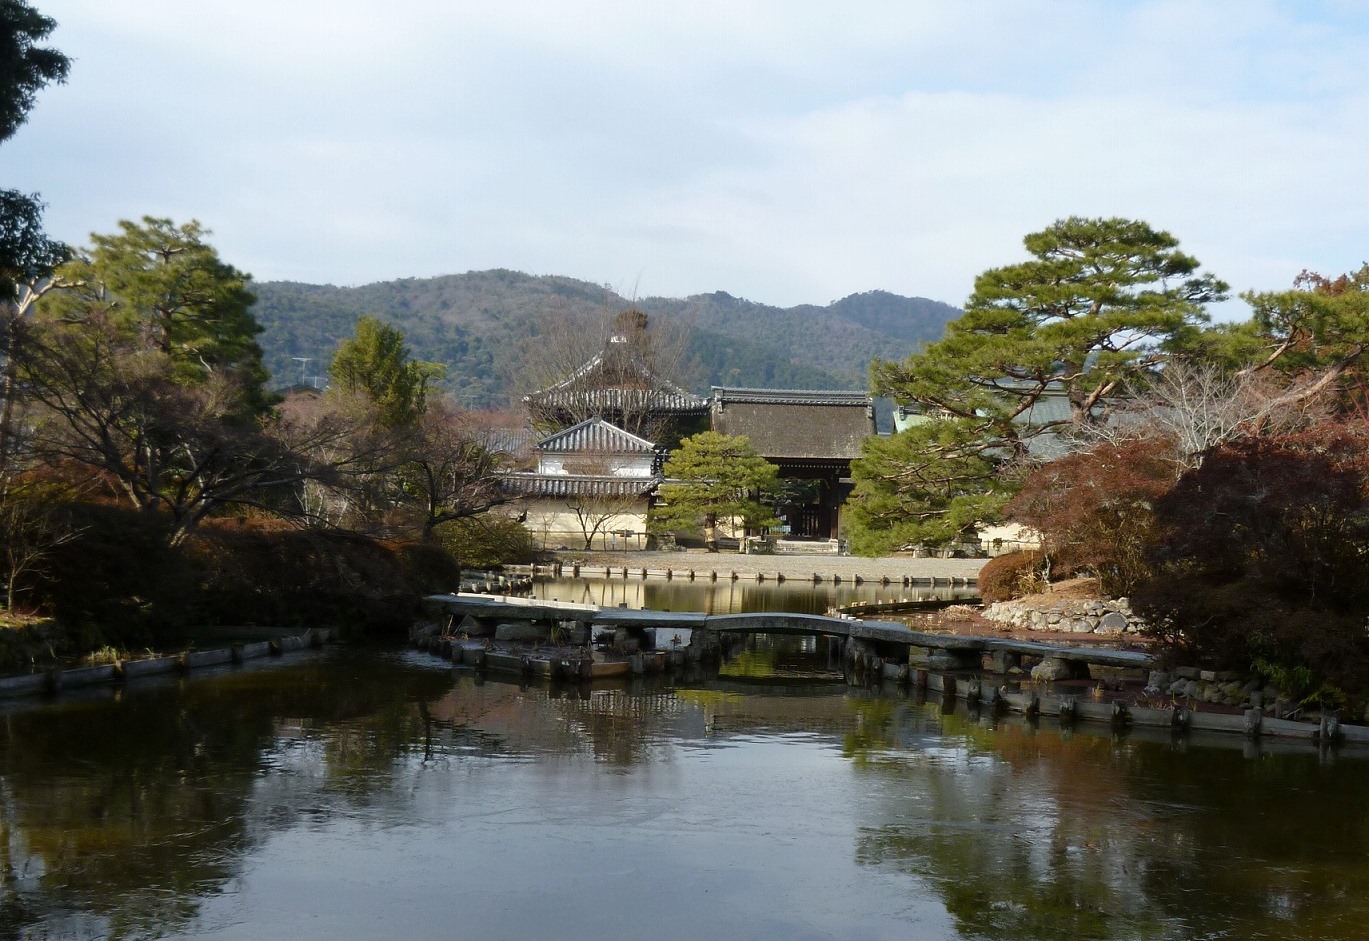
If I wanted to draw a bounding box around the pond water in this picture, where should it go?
[3,642,1368,941]
[528,575,977,614]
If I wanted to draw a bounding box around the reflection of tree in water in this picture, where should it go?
[718,634,838,681]
[0,652,459,939]
[846,701,1369,940]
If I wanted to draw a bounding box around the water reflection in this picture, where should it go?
[1,645,1367,940]
[530,575,975,614]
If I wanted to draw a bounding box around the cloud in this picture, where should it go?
[6,1,1368,309]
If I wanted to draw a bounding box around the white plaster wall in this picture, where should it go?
[536,453,655,477]
[521,499,651,550]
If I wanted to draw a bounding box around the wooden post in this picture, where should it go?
[1111,701,1130,729]
[1059,696,1077,725]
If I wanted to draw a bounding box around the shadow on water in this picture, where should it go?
[1,644,1368,940]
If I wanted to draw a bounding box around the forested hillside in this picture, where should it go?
[250,270,960,407]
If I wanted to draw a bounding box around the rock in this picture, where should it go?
[494,621,547,643]
[1175,666,1201,680]
[1098,612,1130,634]
[1148,670,1172,689]
[1199,670,1217,682]
[459,614,495,637]
[1182,679,1199,698]
[1031,657,1072,682]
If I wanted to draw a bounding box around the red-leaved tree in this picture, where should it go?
[1005,436,1183,597]
[1132,423,1369,702]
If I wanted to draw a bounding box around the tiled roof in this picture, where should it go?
[710,388,875,461]
[536,418,658,453]
[525,351,707,414]
[501,473,662,498]
[710,387,871,407]
[477,427,536,455]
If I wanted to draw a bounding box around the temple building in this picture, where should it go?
[709,387,875,542]
[511,311,877,549]
[501,418,663,550]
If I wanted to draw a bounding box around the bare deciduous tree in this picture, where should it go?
[1081,361,1322,469]
[518,303,699,440]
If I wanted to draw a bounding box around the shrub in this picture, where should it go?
[978,550,1045,603]
[184,521,447,636]
[37,501,193,651]
[435,515,539,570]
[1133,424,1369,701]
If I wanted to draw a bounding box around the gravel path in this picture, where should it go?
[554,550,985,582]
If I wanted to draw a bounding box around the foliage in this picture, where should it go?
[43,217,270,417]
[0,0,69,144]
[1133,424,1369,698]
[0,469,81,610]
[1006,437,1182,596]
[16,313,329,546]
[185,519,457,635]
[35,499,192,649]
[0,190,66,298]
[847,417,1012,554]
[329,314,443,428]
[434,514,539,569]
[292,331,506,541]
[977,550,1046,604]
[1239,264,1369,413]
[1,3,69,473]
[651,431,779,548]
[851,217,1225,554]
[872,216,1227,440]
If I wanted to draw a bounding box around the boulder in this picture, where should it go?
[1098,612,1130,634]
[1031,657,1072,682]
[458,614,495,637]
[494,621,547,643]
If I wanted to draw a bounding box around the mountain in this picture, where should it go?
[248,270,961,408]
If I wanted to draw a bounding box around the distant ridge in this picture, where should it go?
[250,270,961,408]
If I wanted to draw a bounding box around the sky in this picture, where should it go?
[4,1,1368,313]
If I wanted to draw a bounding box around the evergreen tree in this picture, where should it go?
[44,217,271,418]
[651,432,778,551]
[851,217,1226,553]
[0,0,69,143]
[329,315,444,429]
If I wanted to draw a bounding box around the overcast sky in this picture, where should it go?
[4,1,1367,312]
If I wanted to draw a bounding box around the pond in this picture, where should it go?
[2,642,1368,941]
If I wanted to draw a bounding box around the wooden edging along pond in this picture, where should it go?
[0,629,335,701]
[503,562,976,588]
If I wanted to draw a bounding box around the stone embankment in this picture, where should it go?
[982,597,1143,635]
[510,552,984,587]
